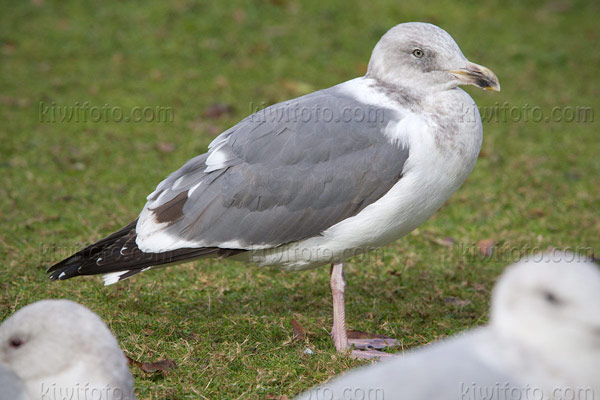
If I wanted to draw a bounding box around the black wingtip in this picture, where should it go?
[47,263,82,281]
[46,218,246,283]
[46,220,139,281]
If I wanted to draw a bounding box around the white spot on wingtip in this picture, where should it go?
[58,272,66,279]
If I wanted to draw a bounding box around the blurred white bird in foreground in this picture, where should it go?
[296,252,600,400]
[0,300,135,400]
[0,362,27,400]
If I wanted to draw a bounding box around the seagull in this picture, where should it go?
[47,22,500,357]
[0,300,136,400]
[0,363,27,400]
[295,252,600,399]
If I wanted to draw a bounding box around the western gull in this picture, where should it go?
[296,252,600,399]
[48,22,500,357]
[0,300,136,400]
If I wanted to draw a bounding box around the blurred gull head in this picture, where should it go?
[0,299,135,400]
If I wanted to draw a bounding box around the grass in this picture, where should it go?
[1,0,599,398]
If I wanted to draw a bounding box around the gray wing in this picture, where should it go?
[137,86,408,250]
[295,329,524,400]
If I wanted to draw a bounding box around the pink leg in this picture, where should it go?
[330,262,349,352]
[329,262,399,359]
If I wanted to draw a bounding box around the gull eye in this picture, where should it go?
[412,49,424,58]
[543,290,562,306]
[9,338,24,348]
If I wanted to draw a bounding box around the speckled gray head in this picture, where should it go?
[367,22,500,92]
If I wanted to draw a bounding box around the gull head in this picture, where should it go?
[0,299,135,399]
[367,22,500,92]
[491,252,600,383]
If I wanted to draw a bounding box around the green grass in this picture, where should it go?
[1,0,599,398]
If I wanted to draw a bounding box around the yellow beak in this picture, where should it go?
[449,61,501,92]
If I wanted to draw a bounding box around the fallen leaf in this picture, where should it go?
[58,19,70,30]
[290,318,305,341]
[214,75,229,88]
[150,69,162,80]
[477,239,495,256]
[528,208,545,218]
[127,356,177,374]
[156,142,175,153]
[265,396,289,400]
[474,283,486,292]
[444,297,472,307]
[389,270,402,278]
[203,103,234,119]
[232,8,246,23]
